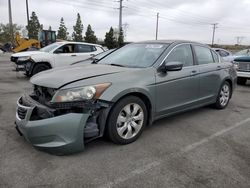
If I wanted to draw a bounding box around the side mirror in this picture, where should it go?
[159,61,183,73]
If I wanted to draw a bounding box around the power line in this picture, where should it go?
[126,0,213,24]
[54,0,115,12]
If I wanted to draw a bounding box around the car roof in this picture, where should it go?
[135,40,206,46]
[55,41,102,47]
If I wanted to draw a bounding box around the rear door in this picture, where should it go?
[192,45,222,103]
[155,44,200,117]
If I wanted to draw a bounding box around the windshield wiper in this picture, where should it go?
[110,63,125,67]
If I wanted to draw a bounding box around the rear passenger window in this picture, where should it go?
[194,46,214,65]
[76,44,96,53]
[166,44,194,67]
[217,50,229,57]
[211,50,219,63]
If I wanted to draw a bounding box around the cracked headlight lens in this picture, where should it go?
[51,83,111,102]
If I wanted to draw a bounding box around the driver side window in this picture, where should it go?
[54,44,75,54]
[166,44,194,67]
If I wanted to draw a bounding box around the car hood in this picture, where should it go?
[30,64,130,88]
[234,56,250,62]
[11,51,46,57]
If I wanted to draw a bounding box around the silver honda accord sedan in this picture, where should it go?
[15,40,237,154]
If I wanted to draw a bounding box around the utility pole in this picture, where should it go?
[26,0,30,26]
[211,23,218,47]
[155,12,159,40]
[235,36,245,45]
[8,0,14,43]
[118,0,124,34]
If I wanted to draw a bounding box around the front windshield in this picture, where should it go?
[40,43,61,53]
[98,43,169,68]
[235,49,250,56]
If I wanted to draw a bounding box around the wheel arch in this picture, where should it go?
[110,91,154,126]
[29,61,52,75]
[223,77,233,98]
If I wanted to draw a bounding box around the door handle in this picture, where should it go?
[71,54,77,57]
[217,65,222,70]
[190,70,198,76]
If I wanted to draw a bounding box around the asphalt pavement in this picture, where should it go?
[0,54,250,188]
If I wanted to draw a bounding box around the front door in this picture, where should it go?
[155,44,199,117]
[53,44,79,67]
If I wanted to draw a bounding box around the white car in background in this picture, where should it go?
[11,42,105,76]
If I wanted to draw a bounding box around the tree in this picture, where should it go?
[118,29,124,47]
[104,27,117,49]
[48,26,52,31]
[57,17,68,40]
[26,11,40,39]
[0,23,22,43]
[84,24,97,43]
[72,13,83,41]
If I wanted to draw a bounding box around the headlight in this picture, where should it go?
[232,61,239,70]
[51,83,111,102]
[18,56,30,61]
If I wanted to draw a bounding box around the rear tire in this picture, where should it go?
[214,81,231,109]
[31,64,50,76]
[106,96,147,145]
[237,77,247,85]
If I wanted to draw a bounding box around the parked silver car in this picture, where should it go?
[15,40,237,154]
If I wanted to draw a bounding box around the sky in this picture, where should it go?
[1,0,250,45]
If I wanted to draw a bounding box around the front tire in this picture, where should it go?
[31,63,50,76]
[214,81,231,109]
[107,96,147,145]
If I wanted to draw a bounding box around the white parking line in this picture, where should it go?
[100,118,250,188]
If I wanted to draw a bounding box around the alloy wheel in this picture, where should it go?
[219,84,230,106]
[116,103,144,140]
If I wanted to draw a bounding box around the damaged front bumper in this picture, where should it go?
[15,94,110,155]
[12,59,33,74]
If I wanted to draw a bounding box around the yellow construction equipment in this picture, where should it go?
[13,30,56,53]
[13,32,40,53]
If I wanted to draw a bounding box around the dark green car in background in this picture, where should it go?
[233,55,250,85]
[15,40,237,155]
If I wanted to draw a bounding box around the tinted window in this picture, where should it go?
[216,50,229,57]
[166,44,194,67]
[194,46,214,65]
[54,44,75,53]
[211,50,219,62]
[77,44,96,53]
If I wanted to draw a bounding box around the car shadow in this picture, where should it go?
[81,106,214,155]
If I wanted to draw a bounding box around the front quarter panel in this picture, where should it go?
[62,67,157,115]
[31,53,54,66]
